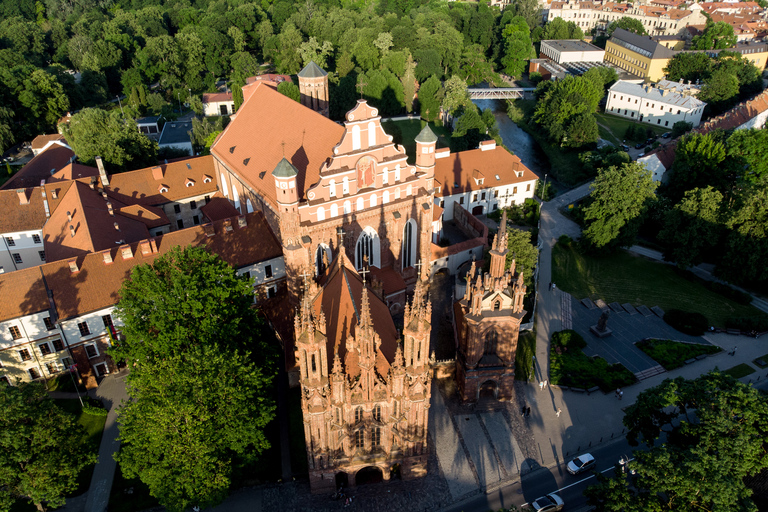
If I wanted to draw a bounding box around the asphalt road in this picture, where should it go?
[442,436,638,512]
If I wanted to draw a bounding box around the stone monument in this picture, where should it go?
[590,310,613,338]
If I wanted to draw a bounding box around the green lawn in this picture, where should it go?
[723,363,756,379]
[381,119,451,164]
[594,112,669,146]
[52,399,107,496]
[552,243,768,327]
[507,99,590,186]
[636,339,721,370]
[550,345,636,392]
[515,331,536,382]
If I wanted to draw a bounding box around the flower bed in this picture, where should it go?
[636,338,721,370]
[550,330,636,392]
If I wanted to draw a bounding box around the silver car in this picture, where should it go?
[530,493,564,511]
[567,452,596,475]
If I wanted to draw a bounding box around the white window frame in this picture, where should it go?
[84,343,99,359]
[38,342,52,356]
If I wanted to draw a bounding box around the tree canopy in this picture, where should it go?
[658,186,723,268]
[112,246,277,512]
[691,21,738,50]
[586,372,768,512]
[505,227,538,290]
[500,16,535,78]
[582,162,658,250]
[533,75,603,148]
[0,383,97,512]
[607,17,647,36]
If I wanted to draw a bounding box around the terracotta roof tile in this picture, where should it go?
[116,204,170,228]
[434,146,537,198]
[200,192,240,222]
[2,144,75,190]
[203,92,233,103]
[0,267,50,322]
[369,266,406,296]
[211,82,345,209]
[31,134,66,150]
[49,162,99,182]
[41,211,281,320]
[0,182,71,234]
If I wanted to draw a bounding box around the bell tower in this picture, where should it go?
[489,209,509,279]
[298,61,329,117]
[273,157,307,303]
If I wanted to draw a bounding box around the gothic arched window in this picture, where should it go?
[355,228,379,269]
[402,219,417,270]
[316,244,332,275]
[373,405,381,422]
[354,430,364,448]
[484,329,498,356]
[355,407,363,423]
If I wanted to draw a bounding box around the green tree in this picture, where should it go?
[587,372,768,512]
[297,37,334,69]
[418,75,442,122]
[501,16,535,78]
[692,21,738,50]
[505,227,538,290]
[564,113,599,148]
[542,17,570,40]
[442,75,471,116]
[666,132,728,200]
[0,383,97,511]
[533,75,603,147]
[606,17,647,36]
[582,162,658,250]
[112,246,277,512]
[583,66,618,92]
[698,68,740,110]
[718,185,768,286]
[0,107,14,154]
[663,52,712,83]
[17,69,69,135]
[276,23,303,74]
[401,52,417,113]
[277,81,301,102]
[63,108,158,172]
[659,186,723,268]
[727,128,768,184]
[671,120,693,138]
[502,0,542,31]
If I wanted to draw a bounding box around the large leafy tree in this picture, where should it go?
[505,227,538,290]
[0,383,97,512]
[582,162,658,250]
[112,246,277,512]
[586,372,768,512]
[665,132,728,201]
[717,185,768,287]
[533,75,603,147]
[659,186,723,268]
[418,75,443,122]
[63,108,158,172]
[607,16,647,36]
[500,16,535,78]
[727,128,768,184]
[501,0,542,31]
[692,21,738,50]
[698,68,740,111]
[663,52,712,83]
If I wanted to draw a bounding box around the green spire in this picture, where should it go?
[415,125,438,144]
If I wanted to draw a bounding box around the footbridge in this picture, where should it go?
[467,88,536,100]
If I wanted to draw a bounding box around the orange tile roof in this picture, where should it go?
[0,267,49,322]
[116,204,169,228]
[203,92,233,103]
[0,182,71,234]
[200,192,240,222]
[104,155,219,206]
[31,134,66,150]
[41,211,282,320]
[2,144,75,190]
[432,203,444,222]
[42,181,150,262]
[434,146,537,198]
[211,82,345,209]
[245,74,292,85]
[49,162,99,182]
[369,266,406,297]
[312,255,398,378]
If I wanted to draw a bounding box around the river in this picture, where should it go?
[472,98,548,179]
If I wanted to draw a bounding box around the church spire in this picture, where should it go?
[489,210,509,279]
[359,285,372,329]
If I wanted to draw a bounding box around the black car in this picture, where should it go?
[620,144,630,151]
[661,132,672,138]
[634,142,645,149]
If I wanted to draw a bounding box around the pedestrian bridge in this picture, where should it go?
[467,88,536,100]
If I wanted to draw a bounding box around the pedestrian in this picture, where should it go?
[521,404,526,416]
[732,346,737,356]
[616,388,621,399]
[539,381,544,390]
[544,379,548,388]
[556,407,562,418]
[549,282,553,291]
[552,283,557,290]
[526,406,531,417]
[619,390,623,400]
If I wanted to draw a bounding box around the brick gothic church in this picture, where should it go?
[454,210,527,401]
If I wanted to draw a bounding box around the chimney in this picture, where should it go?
[107,202,114,216]
[101,191,108,201]
[237,216,247,228]
[68,260,79,273]
[103,250,113,264]
[114,222,120,231]
[95,156,109,187]
[40,181,50,219]
[152,166,164,180]
[149,238,158,253]
[223,219,233,232]
[120,244,133,260]
[203,224,215,237]
[16,189,29,205]
[67,211,72,222]
[51,189,58,199]
[69,225,75,237]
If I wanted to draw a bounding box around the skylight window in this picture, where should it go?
[495,174,500,180]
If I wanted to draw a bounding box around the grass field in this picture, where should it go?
[552,243,768,327]
[594,112,669,146]
[636,339,721,370]
[381,119,451,164]
[723,363,756,379]
[515,331,536,382]
[507,99,590,186]
[52,399,107,497]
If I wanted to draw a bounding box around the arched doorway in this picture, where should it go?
[355,466,383,486]
[472,205,484,215]
[335,472,348,489]
[479,380,498,399]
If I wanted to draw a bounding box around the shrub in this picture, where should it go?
[550,351,635,392]
[664,308,709,336]
[726,317,768,332]
[82,403,108,416]
[530,72,543,84]
[636,339,721,370]
[558,234,573,246]
[551,329,587,350]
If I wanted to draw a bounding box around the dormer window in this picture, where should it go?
[159,185,169,193]
[185,178,195,187]
[475,178,484,185]
[203,175,212,183]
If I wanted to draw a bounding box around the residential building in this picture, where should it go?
[203,92,236,117]
[605,79,706,128]
[136,116,161,139]
[540,39,605,64]
[30,134,66,156]
[1,142,75,190]
[604,28,677,81]
[433,140,538,222]
[158,121,193,156]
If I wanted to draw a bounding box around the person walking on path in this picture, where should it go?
[616,388,621,399]
[521,403,527,416]
[619,390,624,400]
[556,408,562,418]
[527,406,532,417]
[539,381,545,391]
[732,346,737,356]
[544,379,548,388]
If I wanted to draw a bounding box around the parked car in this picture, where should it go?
[530,493,565,512]
[661,132,672,138]
[634,142,644,149]
[620,144,630,151]
[567,453,596,475]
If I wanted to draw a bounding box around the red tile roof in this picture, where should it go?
[0,182,71,234]
[116,204,169,228]
[31,134,66,150]
[203,92,233,103]
[49,162,99,182]
[200,192,241,222]
[211,82,345,209]
[369,265,406,296]
[2,144,75,190]
[434,146,537,198]
[41,211,282,320]
[0,267,50,322]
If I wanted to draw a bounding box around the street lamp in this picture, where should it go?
[177,92,181,113]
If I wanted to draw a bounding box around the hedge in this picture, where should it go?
[636,339,721,370]
[664,308,709,336]
[726,317,768,332]
[550,330,635,392]
[551,329,587,350]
